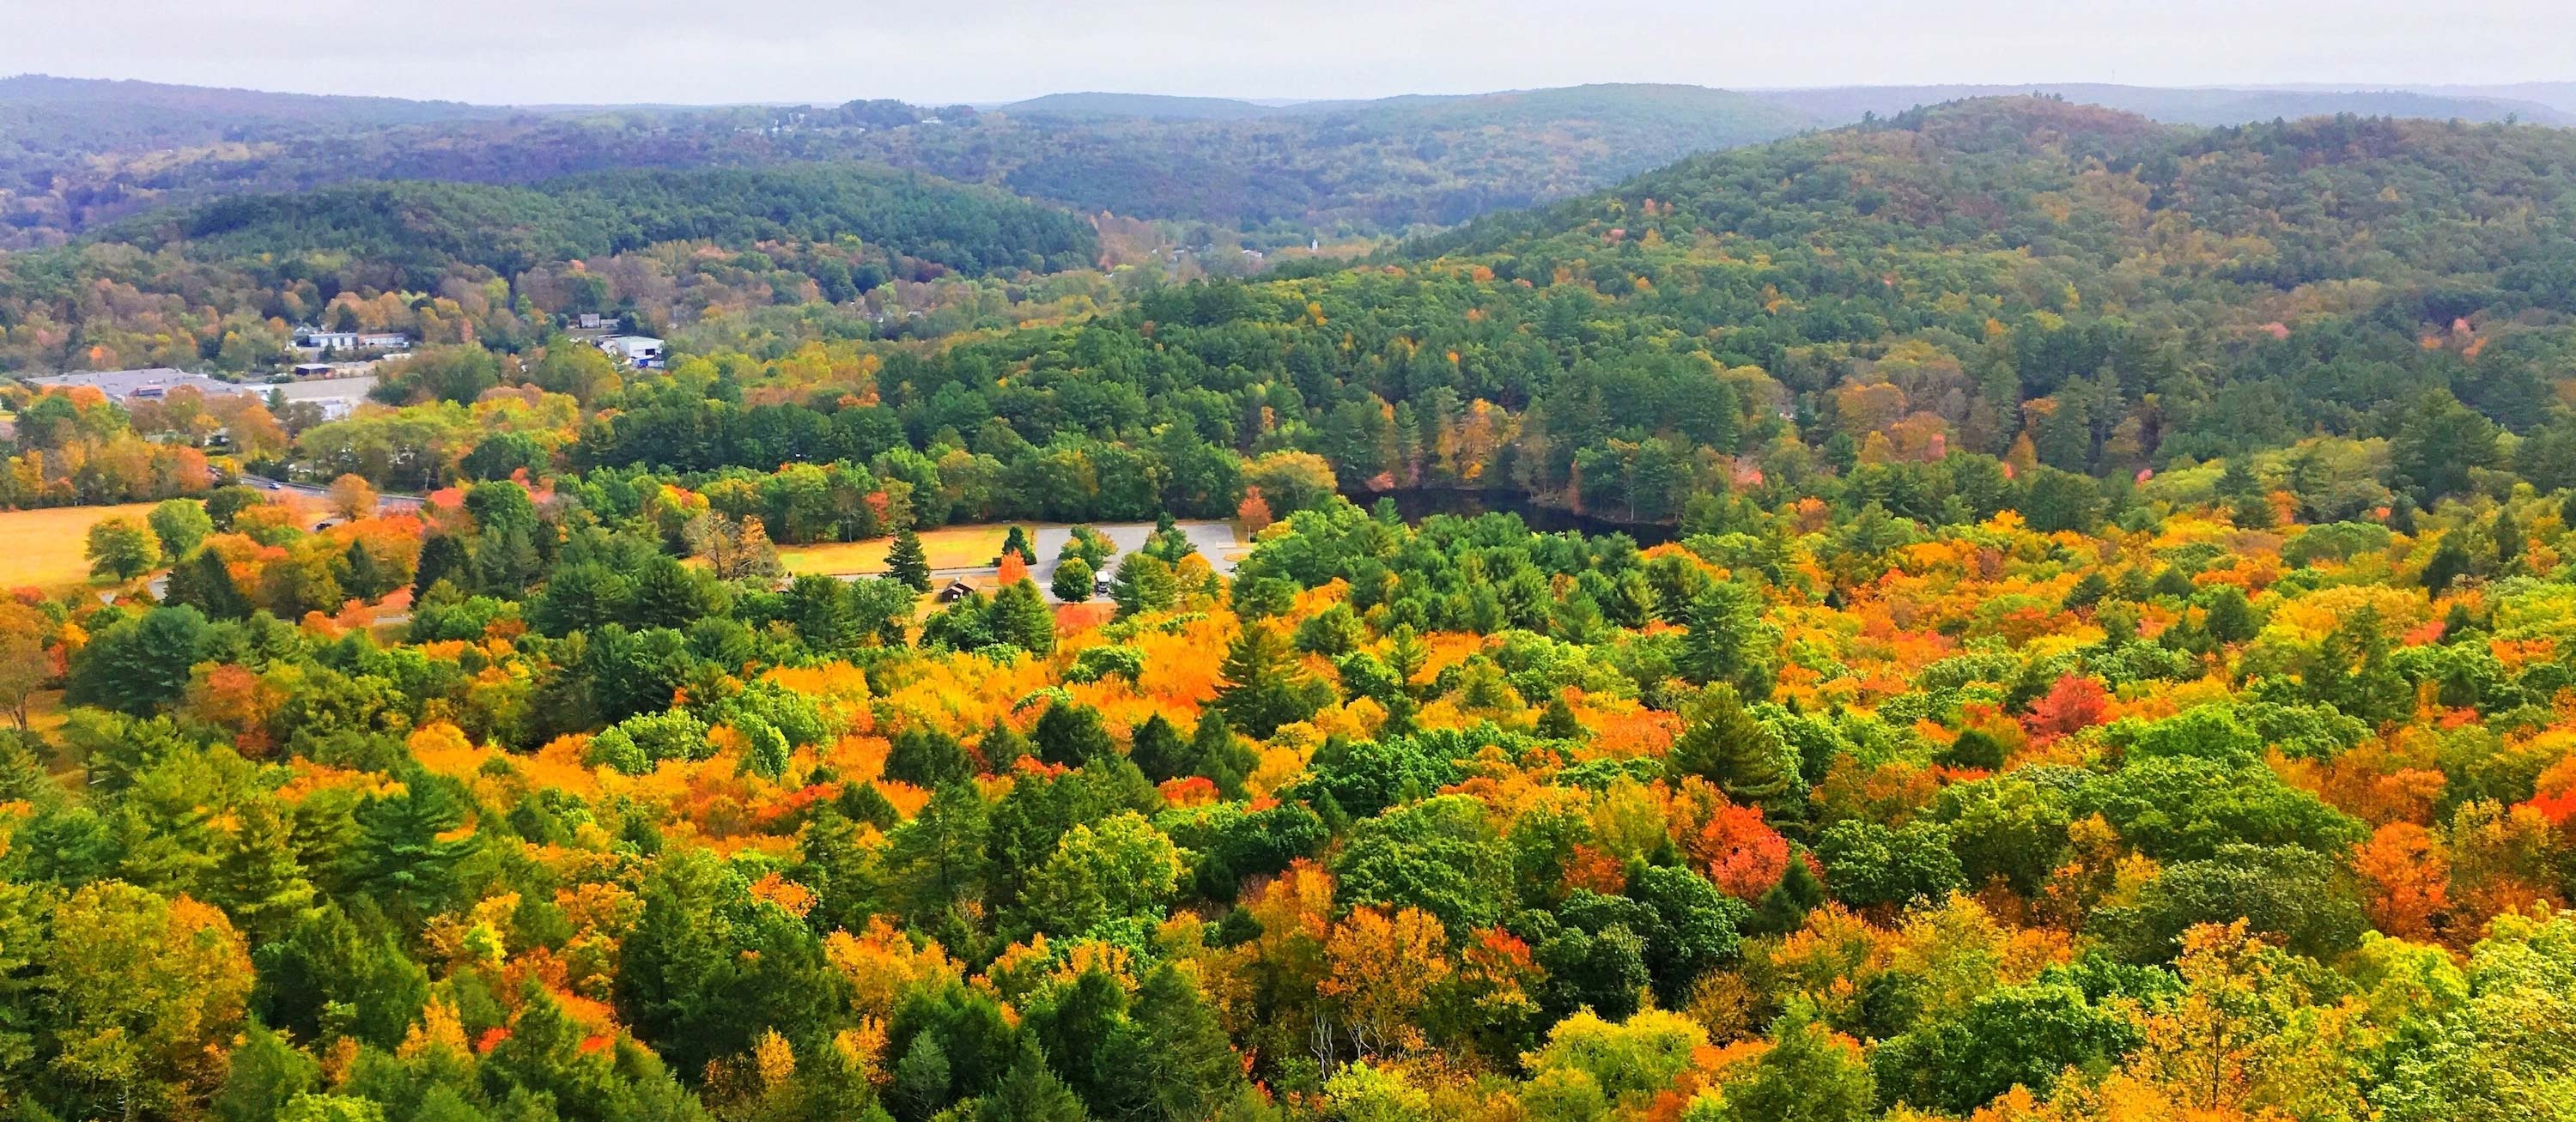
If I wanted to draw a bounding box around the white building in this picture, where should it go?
[598,335,666,369]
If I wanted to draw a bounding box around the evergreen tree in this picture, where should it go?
[1032,702,1115,767]
[2422,534,2474,593]
[996,525,1034,566]
[973,1042,1090,1122]
[1215,622,1324,739]
[205,799,315,947]
[1680,582,1777,701]
[1109,555,1178,617]
[1536,694,1584,739]
[335,540,398,603]
[887,525,933,591]
[1127,713,1189,782]
[1103,964,1242,1121]
[1667,683,1801,822]
[347,767,480,926]
[2202,585,2261,646]
[411,533,469,599]
[992,579,1057,655]
[1050,556,1095,603]
[885,781,991,927]
[164,548,252,620]
[66,605,212,715]
[629,555,714,629]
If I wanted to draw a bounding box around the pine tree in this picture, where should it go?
[629,555,713,629]
[2422,534,2474,593]
[336,540,395,602]
[993,579,1057,655]
[165,548,252,620]
[1127,714,1189,782]
[1103,964,1242,1121]
[1668,683,1801,822]
[887,525,933,591]
[1033,702,1115,767]
[885,781,990,926]
[348,767,479,926]
[1216,622,1322,738]
[1536,694,1584,739]
[974,1040,1089,1122]
[996,525,1034,566]
[1188,712,1255,798]
[1109,554,1178,617]
[1681,582,1778,701]
[207,800,316,947]
[411,533,468,599]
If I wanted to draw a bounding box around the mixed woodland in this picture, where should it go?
[1,94,2575,1122]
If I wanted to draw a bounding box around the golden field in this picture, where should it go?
[777,524,1041,577]
[0,502,168,590]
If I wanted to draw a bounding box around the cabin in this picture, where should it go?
[937,579,976,603]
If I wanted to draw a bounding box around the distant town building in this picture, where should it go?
[598,335,666,369]
[294,328,411,355]
[20,368,376,421]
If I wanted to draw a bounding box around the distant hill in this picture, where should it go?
[0,73,513,158]
[998,92,1284,120]
[1748,82,2573,127]
[95,163,1099,280]
[0,81,1817,242]
[0,74,508,125]
[2388,82,2576,117]
[9,76,2576,250]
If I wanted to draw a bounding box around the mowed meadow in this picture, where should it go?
[0,501,168,589]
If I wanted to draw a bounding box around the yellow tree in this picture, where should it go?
[2130,921,2364,1119]
[325,473,380,520]
[0,599,52,731]
[1321,905,1451,1056]
[47,884,253,1118]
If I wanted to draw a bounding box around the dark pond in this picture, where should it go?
[1344,489,1680,546]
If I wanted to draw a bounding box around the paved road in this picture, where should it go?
[242,475,427,512]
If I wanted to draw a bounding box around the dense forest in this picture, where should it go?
[5,94,2576,1122]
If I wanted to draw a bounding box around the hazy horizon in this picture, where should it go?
[7,0,2572,108]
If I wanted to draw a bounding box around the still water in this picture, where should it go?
[1344,489,1680,546]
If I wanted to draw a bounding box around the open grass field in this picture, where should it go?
[778,523,1049,577]
[0,502,167,590]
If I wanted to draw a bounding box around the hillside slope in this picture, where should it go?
[1752,82,2573,127]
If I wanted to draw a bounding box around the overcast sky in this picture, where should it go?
[6,0,2572,106]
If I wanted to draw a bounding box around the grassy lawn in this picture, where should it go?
[0,502,167,591]
[779,524,1029,577]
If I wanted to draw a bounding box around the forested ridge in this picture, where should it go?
[5,96,2576,1122]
